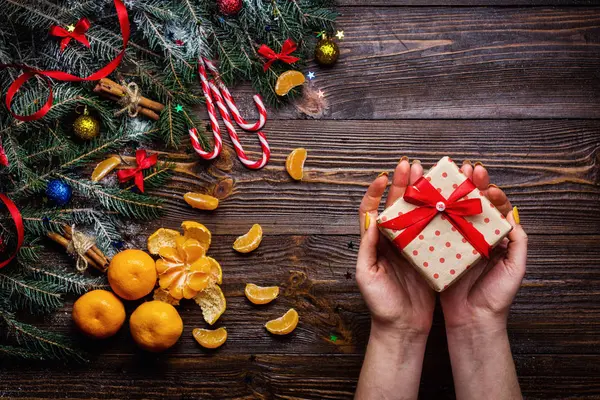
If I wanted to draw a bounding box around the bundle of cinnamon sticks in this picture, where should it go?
[93,78,165,121]
[47,225,109,273]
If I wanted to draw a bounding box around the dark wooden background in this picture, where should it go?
[2,1,600,399]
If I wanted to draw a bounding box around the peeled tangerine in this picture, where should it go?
[275,70,305,96]
[184,192,219,211]
[194,284,227,325]
[265,308,299,335]
[245,283,279,305]
[285,148,307,181]
[91,156,121,182]
[193,327,227,349]
[233,224,263,253]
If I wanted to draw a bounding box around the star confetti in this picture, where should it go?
[174,104,184,112]
[330,334,338,342]
[307,71,315,80]
[335,30,345,40]
[175,39,184,46]
[317,90,325,98]
[66,24,76,32]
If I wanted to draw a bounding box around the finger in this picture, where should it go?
[357,211,380,273]
[386,159,410,207]
[461,161,473,180]
[487,185,513,216]
[359,174,388,236]
[409,160,424,185]
[504,211,528,277]
[472,163,490,191]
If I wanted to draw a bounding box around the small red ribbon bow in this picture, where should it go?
[379,177,492,258]
[258,39,300,71]
[49,18,91,52]
[116,149,157,193]
[0,194,24,269]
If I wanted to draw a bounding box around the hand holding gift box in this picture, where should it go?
[376,157,512,292]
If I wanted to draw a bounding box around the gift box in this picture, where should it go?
[376,157,512,292]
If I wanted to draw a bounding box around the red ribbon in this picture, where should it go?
[0,142,7,167]
[258,39,300,72]
[0,194,24,269]
[116,149,158,193]
[2,0,130,122]
[379,177,492,258]
[49,18,91,52]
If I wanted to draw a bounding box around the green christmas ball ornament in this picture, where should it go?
[73,106,100,140]
[314,35,339,67]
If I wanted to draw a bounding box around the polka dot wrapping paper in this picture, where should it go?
[376,156,512,292]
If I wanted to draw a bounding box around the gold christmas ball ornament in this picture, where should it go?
[314,36,339,67]
[73,106,100,140]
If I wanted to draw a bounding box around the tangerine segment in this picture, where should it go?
[275,70,305,96]
[181,221,212,252]
[184,192,219,211]
[153,287,180,306]
[147,228,181,255]
[245,283,279,305]
[207,257,222,285]
[233,224,263,253]
[265,308,299,335]
[91,156,121,182]
[72,290,125,339]
[193,327,227,349]
[285,148,307,181]
[194,285,226,325]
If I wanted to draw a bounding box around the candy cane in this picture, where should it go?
[201,58,267,132]
[208,81,270,170]
[189,58,270,169]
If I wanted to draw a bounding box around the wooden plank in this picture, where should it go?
[134,119,600,235]
[209,7,600,120]
[1,354,600,399]
[338,0,600,6]
[30,233,600,357]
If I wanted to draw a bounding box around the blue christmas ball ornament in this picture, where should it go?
[46,179,72,205]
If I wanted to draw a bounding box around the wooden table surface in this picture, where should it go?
[2,1,600,399]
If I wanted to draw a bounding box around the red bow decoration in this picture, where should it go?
[258,39,300,72]
[379,177,492,258]
[1,0,129,122]
[49,18,91,52]
[116,149,158,193]
[0,194,24,269]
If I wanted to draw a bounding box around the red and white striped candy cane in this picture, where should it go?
[189,61,222,160]
[208,80,270,169]
[189,58,270,169]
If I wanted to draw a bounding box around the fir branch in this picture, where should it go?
[0,344,43,360]
[0,270,63,314]
[21,263,107,295]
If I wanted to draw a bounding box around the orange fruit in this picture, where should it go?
[193,285,226,325]
[285,148,307,181]
[108,249,157,300]
[265,308,299,335]
[91,156,121,182]
[72,290,125,339]
[275,70,305,96]
[193,327,227,349]
[184,192,219,210]
[233,224,263,253]
[129,301,183,352]
[245,283,279,305]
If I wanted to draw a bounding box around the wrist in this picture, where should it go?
[370,320,429,348]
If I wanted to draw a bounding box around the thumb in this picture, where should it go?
[357,212,379,271]
[505,208,528,278]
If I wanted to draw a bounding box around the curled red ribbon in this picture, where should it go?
[49,18,91,52]
[0,194,24,269]
[116,149,158,193]
[379,177,492,258]
[258,39,300,72]
[2,0,130,122]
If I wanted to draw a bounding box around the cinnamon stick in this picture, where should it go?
[93,89,160,121]
[47,232,106,272]
[63,225,109,268]
[97,78,165,112]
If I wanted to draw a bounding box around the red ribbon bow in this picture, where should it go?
[116,149,158,193]
[49,18,91,52]
[379,177,492,258]
[258,39,300,72]
[0,194,24,269]
[2,0,129,122]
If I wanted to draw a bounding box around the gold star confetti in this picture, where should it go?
[317,90,325,98]
[335,30,344,40]
[66,24,76,32]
